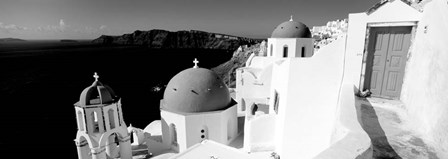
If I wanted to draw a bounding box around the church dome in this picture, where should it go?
[271,18,311,38]
[162,67,231,113]
[78,73,118,106]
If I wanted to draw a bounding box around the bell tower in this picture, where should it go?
[74,72,132,159]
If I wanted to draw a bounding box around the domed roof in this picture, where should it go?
[78,73,118,106]
[162,67,231,113]
[271,17,311,38]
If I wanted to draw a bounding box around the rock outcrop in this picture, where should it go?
[92,29,261,51]
[212,43,262,87]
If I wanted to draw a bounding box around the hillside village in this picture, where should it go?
[73,0,448,159]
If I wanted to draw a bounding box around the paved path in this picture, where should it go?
[356,97,439,159]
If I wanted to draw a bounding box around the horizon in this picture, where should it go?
[0,0,379,40]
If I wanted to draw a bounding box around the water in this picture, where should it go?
[0,41,233,158]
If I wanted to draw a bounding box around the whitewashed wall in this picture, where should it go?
[400,0,448,157]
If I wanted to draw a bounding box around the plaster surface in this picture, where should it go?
[400,0,448,157]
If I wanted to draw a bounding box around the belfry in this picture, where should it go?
[74,72,132,159]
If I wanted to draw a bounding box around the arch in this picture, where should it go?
[91,111,99,133]
[77,111,85,131]
[283,45,288,57]
[108,109,115,130]
[76,131,96,148]
[241,98,246,111]
[251,104,259,115]
[76,135,92,159]
[75,132,96,159]
[98,127,132,159]
[105,133,119,158]
[170,124,178,146]
[270,44,273,56]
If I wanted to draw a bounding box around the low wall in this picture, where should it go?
[244,114,276,152]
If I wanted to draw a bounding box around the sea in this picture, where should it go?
[0,40,233,158]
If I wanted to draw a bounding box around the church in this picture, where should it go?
[72,16,344,159]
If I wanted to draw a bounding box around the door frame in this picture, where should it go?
[358,22,417,99]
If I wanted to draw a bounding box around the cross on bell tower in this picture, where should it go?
[193,58,199,68]
[289,15,293,21]
[93,72,99,81]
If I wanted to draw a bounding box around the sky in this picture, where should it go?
[0,0,379,40]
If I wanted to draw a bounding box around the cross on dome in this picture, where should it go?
[289,15,293,21]
[93,72,99,81]
[193,58,199,68]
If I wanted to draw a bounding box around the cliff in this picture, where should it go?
[92,29,261,51]
[212,41,265,87]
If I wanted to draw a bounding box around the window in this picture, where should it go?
[227,120,232,140]
[241,99,246,111]
[301,47,306,57]
[273,91,280,114]
[283,45,288,57]
[171,124,177,145]
[108,109,115,129]
[77,111,84,131]
[270,44,273,56]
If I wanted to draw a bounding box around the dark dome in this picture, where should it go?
[162,68,231,113]
[79,80,117,106]
[271,20,311,38]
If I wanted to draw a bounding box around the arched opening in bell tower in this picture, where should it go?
[77,111,85,131]
[108,109,115,129]
[91,111,99,133]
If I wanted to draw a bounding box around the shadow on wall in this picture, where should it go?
[355,98,402,159]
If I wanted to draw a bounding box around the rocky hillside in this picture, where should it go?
[92,29,261,51]
[212,41,266,87]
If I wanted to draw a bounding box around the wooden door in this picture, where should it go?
[365,26,411,98]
